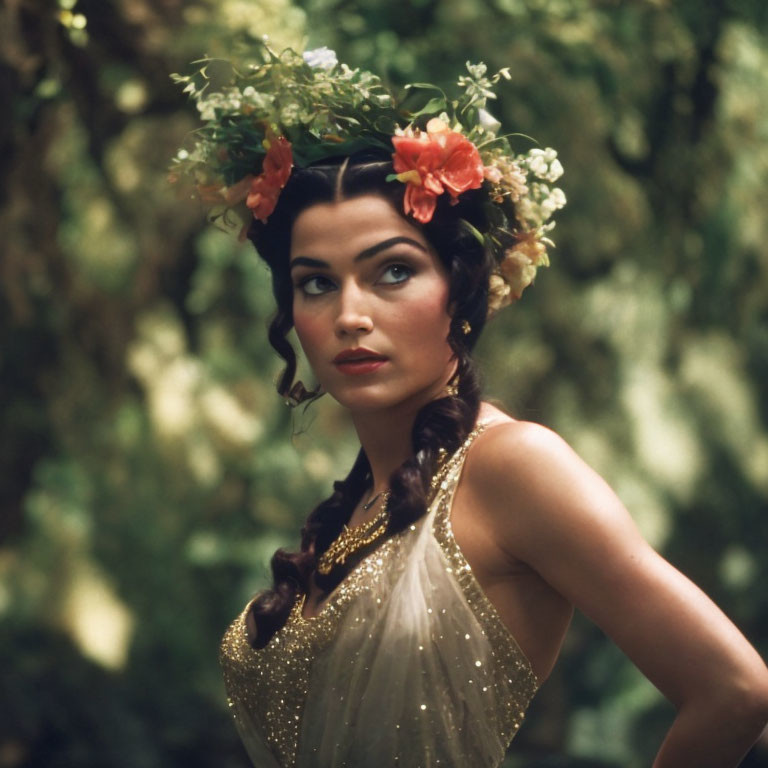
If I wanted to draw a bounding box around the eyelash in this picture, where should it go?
[296,263,414,297]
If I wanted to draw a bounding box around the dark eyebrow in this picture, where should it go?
[355,236,429,262]
[289,236,428,271]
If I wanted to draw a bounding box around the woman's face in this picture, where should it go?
[289,194,456,413]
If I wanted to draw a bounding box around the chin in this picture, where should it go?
[328,382,439,414]
[328,390,398,412]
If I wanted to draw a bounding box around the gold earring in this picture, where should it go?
[460,319,471,335]
[444,375,459,397]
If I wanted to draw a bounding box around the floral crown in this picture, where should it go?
[170,42,566,314]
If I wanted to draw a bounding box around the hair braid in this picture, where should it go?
[386,356,481,536]
[249,447,372,648]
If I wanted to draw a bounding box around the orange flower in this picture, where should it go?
[261,136,293,188]
[391,119,484,223]
[246,178,281,223]
[246,136,293,222]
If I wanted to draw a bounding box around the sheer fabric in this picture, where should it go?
[220,421,539,767]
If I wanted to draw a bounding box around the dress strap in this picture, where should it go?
[427,419,491,514]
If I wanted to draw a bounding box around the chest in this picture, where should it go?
[222,503,539,768]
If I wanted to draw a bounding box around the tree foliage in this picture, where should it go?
[1,1,767,766]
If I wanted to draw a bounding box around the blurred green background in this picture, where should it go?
[2,0,767,766]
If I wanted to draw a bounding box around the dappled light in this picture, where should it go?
[2,1,768,766]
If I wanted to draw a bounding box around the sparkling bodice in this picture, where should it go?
[219,422,538,767]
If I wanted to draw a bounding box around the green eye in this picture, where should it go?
[379,264,413,285]
[298,275,336,296]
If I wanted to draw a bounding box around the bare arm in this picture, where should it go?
[473,421,768,767]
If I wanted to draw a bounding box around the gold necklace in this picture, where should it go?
[362,491,383,511]
[316,491,391,575]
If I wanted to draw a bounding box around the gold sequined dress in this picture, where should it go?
[219,422,539,767]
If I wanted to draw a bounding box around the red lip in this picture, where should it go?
[333,347,388,364]
[335,359,387,375]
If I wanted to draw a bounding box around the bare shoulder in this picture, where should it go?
[476,401,575,458]
[476,415,569,458]
[470,415,592,508]
[467,412,645,568]
[470,412,768,720]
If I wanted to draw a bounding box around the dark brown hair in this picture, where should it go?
[245,150,492,647]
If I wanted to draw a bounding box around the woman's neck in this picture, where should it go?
[350,401,422,498]
[349,362,463,496]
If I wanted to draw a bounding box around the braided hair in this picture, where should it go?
[245,150,493,647]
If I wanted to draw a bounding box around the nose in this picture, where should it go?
[334,282,373,337]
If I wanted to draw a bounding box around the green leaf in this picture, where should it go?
[409,96,448,118]
[404,82,445,91]
[401,83,448,109]
[292,136,387,164]
[460,218,486,245]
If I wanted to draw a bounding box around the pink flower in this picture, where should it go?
[246,136,293,222]
[391,119,484,223]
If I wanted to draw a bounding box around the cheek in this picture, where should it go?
[392,287,452,351]
[293,308,328,362]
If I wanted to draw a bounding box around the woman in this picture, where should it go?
[172,46,768,767]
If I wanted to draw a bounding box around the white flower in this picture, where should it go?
[551,187,567,207]
[541,200,557,218]
[302,47,338,71]
[197,101,215,121]
[280,103,301,125]
[541,188,566,218]
[478,108,501,133]
[547,158,564,182]
[280,103,299,125]
[515,197,535,223]
[527,152,548,177]
[542,147,558,163]
[525,147,564,183]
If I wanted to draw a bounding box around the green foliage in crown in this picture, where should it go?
[170,43,516,184]
[171,44,397,185]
